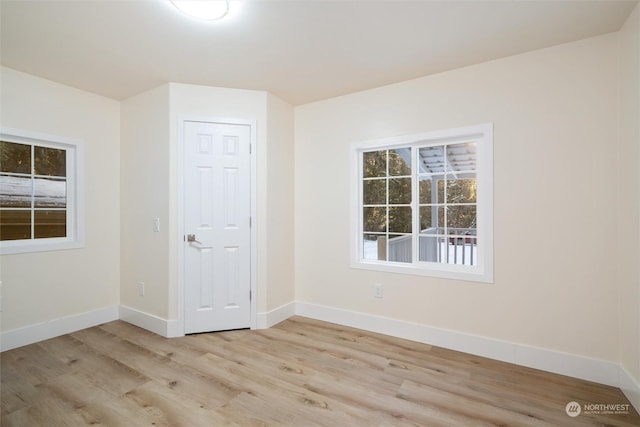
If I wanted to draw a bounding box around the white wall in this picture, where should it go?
[266,93,295,313]
[119,82,296,332]
[168,83,269,322]
[120,84,170,319]
[0,67,120,334]
[295,34,620,363]
[617,4,640,409]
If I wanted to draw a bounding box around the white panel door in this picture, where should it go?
[184,121,251,334]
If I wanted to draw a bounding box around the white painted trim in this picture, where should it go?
[176,116,258,334]
[0,305,118,352]
[620,365,640,414]
[295,302,620,388]
[119,305,181,338]
[256,302,296,329]
[0,127,85,255]
[4,299,636,415]
[349,123,494,284]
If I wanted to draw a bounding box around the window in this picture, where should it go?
[0,128,83,254]
[352,124,493,283]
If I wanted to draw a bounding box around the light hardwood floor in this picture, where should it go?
[1,316,638,426]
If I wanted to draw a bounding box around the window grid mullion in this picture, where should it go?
[30,144,35,240]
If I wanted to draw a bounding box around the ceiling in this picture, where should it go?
[1,0,637,105]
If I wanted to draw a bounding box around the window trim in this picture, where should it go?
[350,123,493,283]
[1,127,84,255]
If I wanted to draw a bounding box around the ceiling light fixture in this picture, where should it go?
[169,0,230,21]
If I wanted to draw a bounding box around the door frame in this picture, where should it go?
[176,116,258,335]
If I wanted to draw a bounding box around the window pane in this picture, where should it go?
[447,205,476,229]
[447,142,476,172]
[34,146,66,177]
[420,206,446,231]
[389,206,412,233]
[388,234,411,263]
[363,150,386,178]
[388,148,411,176]
[363,234,385,261]
[0,174,32,207]
[34,178,66,208]
[34,210,66,238]
[418,146,444,173]
[446,177,476,203]
[389,178,411,204]
[419,177,433,204]
[363,207,386,232]
[363,179,386,205]
[0,141,31,174]
[419,235,444,263]
[0,209,31,240]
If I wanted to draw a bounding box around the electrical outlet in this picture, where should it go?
[153,218,160,232]
[138,282,145,296]
[374,283,383,298]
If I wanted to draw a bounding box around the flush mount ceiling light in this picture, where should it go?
[169,0,230,21]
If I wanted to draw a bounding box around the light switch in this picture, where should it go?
[153,218,160,232]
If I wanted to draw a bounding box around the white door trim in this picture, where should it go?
[176,116,258,335]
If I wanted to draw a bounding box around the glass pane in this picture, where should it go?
[388,234,411,263]
[0,209,31,240]
[35,146,66,177]
[363,207,386,233]
[363,150,386,178]
[437,179,445,203]
[34,178,66,208]
[389,206,412,233]
[34,210,66,239]
[0,174,32,208]
[389,178,411,204]
[363,234,385,261]
[446,177,476,204]
[446,142,476,172]
[418,145,444,173]
[420,206,434,231]
[419,235,444,263]
[419,177,434,204]
[448,234,477,266]
[1,141,31,174]
[363,179,386,205]
[388,148,411,176]
[447,205,476,229]
[420,206,446,232]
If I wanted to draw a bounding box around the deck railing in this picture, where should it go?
[378,227,477,265]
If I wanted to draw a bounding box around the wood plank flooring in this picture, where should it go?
[1,316,638,426]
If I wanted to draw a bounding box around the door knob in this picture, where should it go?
[187,234,202,244]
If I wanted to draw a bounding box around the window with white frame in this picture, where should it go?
[0,128,83,254]
[351,124,493,283]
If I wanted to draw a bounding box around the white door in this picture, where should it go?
[184,121,252,334]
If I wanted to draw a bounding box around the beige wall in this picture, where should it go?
[120,84,170,318]
[618,4,640,399]
[167,83,269,318]
[295,34,620,361]
[119,82,296,324]
[266,93,295,311]
[0,67,120,331]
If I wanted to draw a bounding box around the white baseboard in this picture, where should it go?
[256,302,296,329]
[620,365,640,413]
[295,302,621,388]
[4,300,637,414]
[0,305,119,352]
[118,305,180,338]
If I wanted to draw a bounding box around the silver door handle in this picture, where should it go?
[186,234,202,244]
